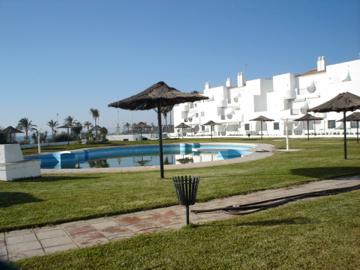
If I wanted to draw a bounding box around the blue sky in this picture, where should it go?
[1,0,359,131]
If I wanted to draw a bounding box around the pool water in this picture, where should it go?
[26,143,253,169]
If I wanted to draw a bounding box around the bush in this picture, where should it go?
[53,132,73,142]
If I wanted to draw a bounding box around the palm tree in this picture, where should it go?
[17,118,36,143]
[124,122,130,134]
[63,116,75,144]
[90,108,100,138]
[64,116,75,126]
[72,121,83,140]
[83,121,92,131]
[47,120,58,139]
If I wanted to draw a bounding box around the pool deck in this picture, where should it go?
[1,175,359,261]
[41,143,275,174]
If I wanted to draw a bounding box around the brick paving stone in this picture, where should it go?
[6,233,37,245]
[90,220,119,231]
[5,229,34,238]
[7,241,42,253]
[40,236,73,248]
[35,228,68,240]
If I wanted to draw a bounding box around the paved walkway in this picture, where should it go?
[1,176,359,261]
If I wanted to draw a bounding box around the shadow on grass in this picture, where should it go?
[12,175,103,183]
[193,217,313,228]
[0,192,43,208]
[291,167,360,178]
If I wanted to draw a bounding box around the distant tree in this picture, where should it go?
[72,121,83,140]
[47,120,58,139]
[124,122,130,134]
[17,118,37,143]
[83,121,92,131]
[90,108,100,138]
[99,127,108,142]
[63,116,75,144]
[32,130,48,144]
[64,116,75,126]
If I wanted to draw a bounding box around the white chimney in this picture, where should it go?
[204,82,210,90]
[237,72,245,87]
[317,56,326,72]
[226,77,232,88]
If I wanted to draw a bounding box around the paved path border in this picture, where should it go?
[1,175,359,261]
[41,143,275,174]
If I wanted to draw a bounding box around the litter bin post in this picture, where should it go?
[173,176,200,225]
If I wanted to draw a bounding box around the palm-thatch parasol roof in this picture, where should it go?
[2,126,23,143]
[2,126,23,134]
[294,114,323,140]
[202,120,218,139]
[58,123,73,129]
[337,111,360,122]
[337,111,360,144]
[294,113,323,122]
[108,81,208,110]
[58,124,73,145]
[250,115,274,122]
[309,92,360,159]
[203,120,218,126]
[308,92,360,113]
[249,115,274,140]
[108,81,208,178]
[175,123,190,129]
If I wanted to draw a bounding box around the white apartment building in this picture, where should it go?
[173,57,360,137]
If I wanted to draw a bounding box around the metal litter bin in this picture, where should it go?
[173,175,200,225]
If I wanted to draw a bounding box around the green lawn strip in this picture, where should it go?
[1,138,359,232]
[17,190,360,270]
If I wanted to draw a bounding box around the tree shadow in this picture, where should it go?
[11,175,103,183]
[195,217,313,228]
[0,192,43,208]
[291,167,360,178]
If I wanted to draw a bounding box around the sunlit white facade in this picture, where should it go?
[173,57,360,137]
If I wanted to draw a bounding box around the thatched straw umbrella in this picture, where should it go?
[175,122,190,138]
[108,81,208,178]
[337,111,360,144]
[294,113,323,141]
[58,123,73,145]
[250,116,274,140]
[2,126,23,143]
[202,120,218,140]
[309,92,360,159]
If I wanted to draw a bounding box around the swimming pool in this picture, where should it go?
[25,143,254,169]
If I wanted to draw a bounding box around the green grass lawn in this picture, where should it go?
[17,189,360,270]
[0,138,359,232]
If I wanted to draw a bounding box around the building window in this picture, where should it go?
[195,113,198,117]
[273,122,280,130]
[221,115,225,120]
[351,121,358,128]
[328,120,336,129]
[201,112,205,116]
[245,123,250,131]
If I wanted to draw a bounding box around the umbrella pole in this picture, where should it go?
[157,104,165,178]
[211,126,213,140]
[357,121,359,144]
[260,121,263,140]
[307,120,310,141]
[343,111,347,160]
